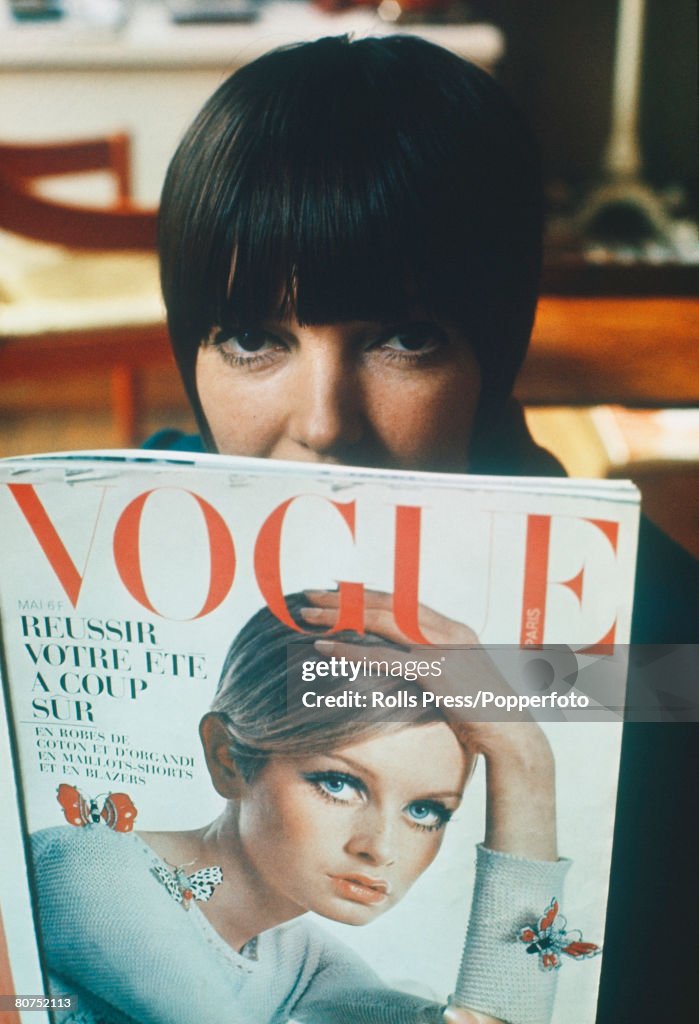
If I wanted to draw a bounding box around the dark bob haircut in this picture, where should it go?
[159,35,543,445]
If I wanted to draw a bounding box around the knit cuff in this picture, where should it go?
[452,844,572,1024]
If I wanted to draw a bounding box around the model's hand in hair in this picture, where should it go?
[302,589,556,863]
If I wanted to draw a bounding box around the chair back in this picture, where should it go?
[0,134,132,199]
[0,134,157,250]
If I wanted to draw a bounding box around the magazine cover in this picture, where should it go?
[0,452,640,1024]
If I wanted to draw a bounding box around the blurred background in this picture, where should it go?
[0,0,697,554]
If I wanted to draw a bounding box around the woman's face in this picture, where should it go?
[195,315,481,472]
[234,722,471,926]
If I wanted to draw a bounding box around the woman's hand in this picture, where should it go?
[302,589,557,862]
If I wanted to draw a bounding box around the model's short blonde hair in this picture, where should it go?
[210,593,444,781]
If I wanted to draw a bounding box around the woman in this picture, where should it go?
[32,594,567,1024]
[150,33,696,1021]
[155,34,557,478]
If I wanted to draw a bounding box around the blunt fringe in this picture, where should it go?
[159,35,543,433]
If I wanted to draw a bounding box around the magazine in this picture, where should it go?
[0,451,640,1024]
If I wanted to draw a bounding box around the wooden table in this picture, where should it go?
[517,296,699,407]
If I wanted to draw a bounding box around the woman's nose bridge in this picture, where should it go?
[293,338,363,450]
[347,801,396,865]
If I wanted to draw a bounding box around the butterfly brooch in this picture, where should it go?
[519,898,602,971]
[153,861,223,910]
[57,783,138,833]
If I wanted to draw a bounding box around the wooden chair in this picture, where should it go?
[0,135,174,448]
[0,134,132,199]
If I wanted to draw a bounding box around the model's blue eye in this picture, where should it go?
[322,776,348,795]
[303,771,365,803]
[405,800,452,830]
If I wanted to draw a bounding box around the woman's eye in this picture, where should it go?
[405,800,452,831]
[230,330,270,352]
[208,327,285,364]
[221,330,275,353]
[303,771,364,804]
[321,776,352,798]
[377,323,446,358]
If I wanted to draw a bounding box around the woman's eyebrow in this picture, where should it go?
[403,788,464,804]
[320,752,375,778]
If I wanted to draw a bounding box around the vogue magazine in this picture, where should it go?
[0,452,639,1024]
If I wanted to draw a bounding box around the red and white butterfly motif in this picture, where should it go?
[57,783,138,833]
[519,898,602,971]
[153,862,223,910]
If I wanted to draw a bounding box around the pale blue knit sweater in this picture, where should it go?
[31,827,570,1024]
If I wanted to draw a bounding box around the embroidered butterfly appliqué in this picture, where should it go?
[153,862,223,910]
[519,898,602,971]
[57,783,137,832]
